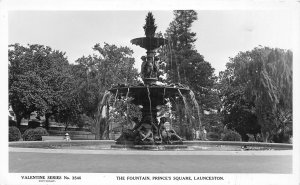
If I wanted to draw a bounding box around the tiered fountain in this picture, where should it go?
[109,12,195,148]
[8,13,292,174]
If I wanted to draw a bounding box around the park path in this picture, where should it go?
[9,148,292,173]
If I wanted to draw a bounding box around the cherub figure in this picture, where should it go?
[141,55,160,79]
[141,56,153,78]
[153,56,159,79]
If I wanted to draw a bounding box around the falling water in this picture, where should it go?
[163,87,166,104]
[146,86,153,126]
[166,98,173,128]
[98,91,112,117]
[167,36,173,73]
[95,91,112,140]
[105,94,112,139]
[125,88,130,125]
[108,89,119,138]
[189,90,202,129]
[178,89,189,124]
[112,89,119,108]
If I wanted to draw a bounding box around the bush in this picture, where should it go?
[23,129,36,141]
[222,130,242,141]
[23,127,49,141]
[185,128,194,140]
[28,120,41,129]
[35,127,49,135]
[9,126,21,141]
[247,134,256,142]
[9,120,17,127]
[272,133,290,143]
[207,132,220,141]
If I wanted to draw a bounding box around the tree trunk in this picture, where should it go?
[176,62,181,83]
[95,117,101,140]
[16,114,22,129]
[106,103,110,139]
[102,120,110,140]
[65,122,69,131]
[45,114,50,130]
[106,119,109,139]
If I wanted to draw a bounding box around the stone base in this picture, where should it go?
[111,144,188,150]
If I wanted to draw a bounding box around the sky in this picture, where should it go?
[8,10,295,75]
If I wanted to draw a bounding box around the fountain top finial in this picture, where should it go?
[143,12,157,38]
[131,12,168,51]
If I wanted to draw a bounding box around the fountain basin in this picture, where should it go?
[9,140,292,151]
[111,144,188,150]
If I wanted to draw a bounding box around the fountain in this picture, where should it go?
[8,12,293,176]
[108,12,195,148]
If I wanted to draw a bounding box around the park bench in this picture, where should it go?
[42,136,64,141]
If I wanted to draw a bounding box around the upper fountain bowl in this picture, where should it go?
[131,37,168,51]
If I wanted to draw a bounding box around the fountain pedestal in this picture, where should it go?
[143,78,157,85]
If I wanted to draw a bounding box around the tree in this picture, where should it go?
[219,47,292,142]
[108,97,142,131]
[218,67,261,141]
[9,44,71,128]
[54,79,82,131]
[73,43,139,116]
[72,43,140,139]
[158,10,221,138]
[164,10,198,83]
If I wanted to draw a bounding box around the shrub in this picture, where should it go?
[9,126,21,141]
[272,133,290,143]
[185,128,194,140]
[207,132,220,141]
[9,120,17,127]
[23,129,34,141]
[23,127,49,141]
[35,127,49,135]
[222,130,242,141]
[28,120,41,129]
[247,134,256,142]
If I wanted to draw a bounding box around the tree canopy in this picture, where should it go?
[72,43,140,117]
[9,44,72,128]
[155,10,221,139]
[219,47,293,142]
[71,43,140,139]
[163,11,217,103]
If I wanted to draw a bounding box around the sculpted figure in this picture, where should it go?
[141,56,153,78]
[158,117,183,144]
[141,55,160,80]
[153,56,159,79]
[141,56,147,79]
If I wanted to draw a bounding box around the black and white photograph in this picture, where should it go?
[1,0,300,185]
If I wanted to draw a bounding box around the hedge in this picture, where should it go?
[23,127,49,141]
[222,129,242,141]
[9,126,21,141]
